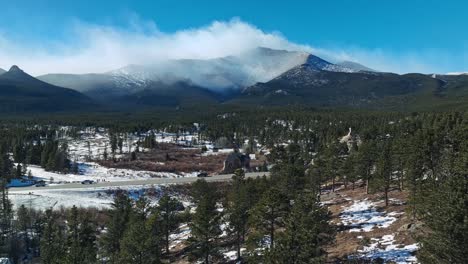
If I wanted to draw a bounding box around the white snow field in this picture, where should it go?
[339,199,418,263]
[353,234,419,264]
[169,223,191,251]
[27,163,197,184]
[340,199,400,232]
[8,127,205,209]
[9,185,162,210]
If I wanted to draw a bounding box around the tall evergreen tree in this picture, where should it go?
[355,141,376,194]
[249,187,287,250]
[157,194,182,254]
[189,179,222,263]
[226,169,250,261]
[418,132,468,264]
[375,141,393,207]
[101,192,133,263]
[65,206,97,264]
[119,198,161,264]
[40,210,66,264]
[264,192,334,264]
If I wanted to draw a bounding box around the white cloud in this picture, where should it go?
[0,18,311,75]
[0,17,466,75]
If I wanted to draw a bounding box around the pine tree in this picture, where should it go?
[391,137,406,190]
[405,134,425,218]
[119,198,161,264]
[226,169,250,260]
[65,206,97,264]
[308,155,326,195]
[157,194,182,254]
[40,209,66,264]
[249,187,287,249]
[15,205,31,253]
[418,131,468,264]
[355,140,376,194]
[375,141,393,207]
[101,192,133,263]
[264,192,334,263]
[189,179,222,263]
[323,142,342,192]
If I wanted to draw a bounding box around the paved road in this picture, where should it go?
[8,172,270,192]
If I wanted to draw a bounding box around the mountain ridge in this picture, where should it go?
[4,47,468,112]
[0,66,95,112]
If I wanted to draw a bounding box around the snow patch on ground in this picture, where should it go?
[169,223,191,250]
[26,163,196,184]
[340,199,398,232]
[9,185,166,210]
[353,234,419,264]
[222,248,246,261]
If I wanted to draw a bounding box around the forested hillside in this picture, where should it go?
[0,110,466,263]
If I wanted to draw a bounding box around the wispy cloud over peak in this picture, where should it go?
[0,17,466,75]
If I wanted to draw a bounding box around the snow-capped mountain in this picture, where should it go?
[445,72,468,75]
[0,68,6,75]
[106,47,332,90]
[301,55,356,73]
[337,61,376,72]
[38,47,370,98]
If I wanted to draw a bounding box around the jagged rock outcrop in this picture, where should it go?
[222,149,250,174]
[339,128,362,152]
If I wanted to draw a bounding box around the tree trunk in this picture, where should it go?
[366,178,370,194]
[399,174,404,191]
[165,214,170,254]
[236,232,241,260]
[270,219,275,249]
[385,187,389,207]
[166,230,169,254]
[332,176,335,192]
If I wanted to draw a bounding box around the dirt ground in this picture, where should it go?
[322,182,418,263]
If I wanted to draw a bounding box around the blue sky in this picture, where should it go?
[1,0,467,74]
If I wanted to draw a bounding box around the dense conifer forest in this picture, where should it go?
[0,109,467,263]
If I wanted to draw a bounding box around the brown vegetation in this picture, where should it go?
[99,143,228,173]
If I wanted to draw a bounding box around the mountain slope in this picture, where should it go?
[0,66,95,112]
[0,68,6,75]
[337,61,376,72]
[117,81,224,108]
[37,47,367,100]
[234,62,465,110]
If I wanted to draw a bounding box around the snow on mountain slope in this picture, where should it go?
[337,61,376,72]
[107,48,360,90]
[38,47,371,100]
[446,72,468,75]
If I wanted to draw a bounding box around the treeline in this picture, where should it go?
[0,127,75,182]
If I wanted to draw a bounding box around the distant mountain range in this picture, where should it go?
[37,47,360,100]
[2,47,468,112]
[0,66,94,112]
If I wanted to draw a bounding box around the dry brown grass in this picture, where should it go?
[323,183,416,262]
[99,143,228,173]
